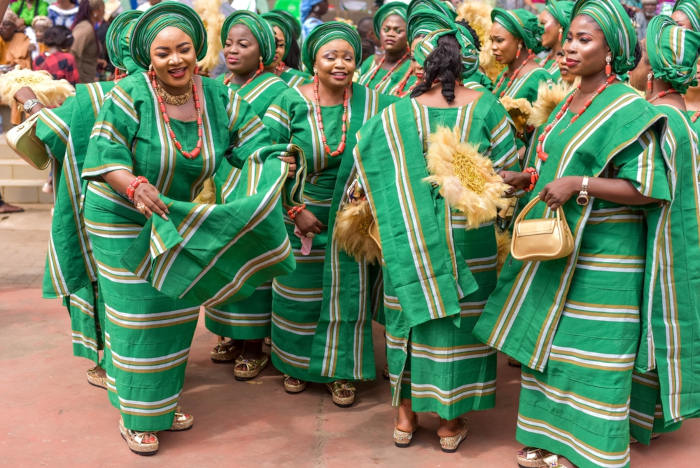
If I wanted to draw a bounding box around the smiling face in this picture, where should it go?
[490,22,520,65]
[150,26,197,92]
[563,15,610,78]
[223,23,261,76]
[271,25,286,68]
[314,38,356,90]
[379,14,407,55]
[539,10,560,49]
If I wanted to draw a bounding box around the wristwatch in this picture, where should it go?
[23,99,41,113]
[576,176,590,206]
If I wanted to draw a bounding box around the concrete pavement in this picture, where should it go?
[1,205,699,467]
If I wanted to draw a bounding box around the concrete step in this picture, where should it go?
[0,159,49,180]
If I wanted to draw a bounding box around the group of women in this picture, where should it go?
[22,0,700,465]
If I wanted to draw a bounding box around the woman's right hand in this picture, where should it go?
[294,209,325,236]
[133,183,170,220]
[499,170,532,193]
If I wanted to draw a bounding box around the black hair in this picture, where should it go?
[361,37,375,62]
[456,19,481,51]
[43,25,74,48]
[631,41,642,69]
[72,0,95,30]
[285,39,302,70]
[411,34,462,104]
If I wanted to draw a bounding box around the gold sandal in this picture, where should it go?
[325,380,356,408]
[283,375,307,393]
[167,406,194,431]
[210,338,240,363]
[393,412,418,448]
[233,354,269,381]
[86,365,107,390]
[439,419,468,453]
[517,447,558,468]
[119,418,158,456]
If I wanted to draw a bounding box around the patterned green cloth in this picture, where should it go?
[263,11,294,60]
[673,0,700,32]
[540,57,561,81]
[279,67,311,87]
[646,15,700,93]
[82,74,272,431]
[492,67,552,103]
[221,10,277,66]
[354,94,518,417]
[545,0,575,30]
[491,8,545,53]
[475,83,671,468]
[263,84,395,382]
[106,10,143,74]
[301,21,363,74]
[413,26,479,78]
[359,55,413,95]
[407,8,453,42]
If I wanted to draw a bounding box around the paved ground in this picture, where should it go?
[1,205,699,467]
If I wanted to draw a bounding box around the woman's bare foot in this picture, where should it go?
[396,398,417,432]
[437,417,466,438]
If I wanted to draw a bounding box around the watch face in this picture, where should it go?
[576,194,589,206]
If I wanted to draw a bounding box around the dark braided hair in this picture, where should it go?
[411,34,462,104]
[286,38,302,70]
[456,19,481,51]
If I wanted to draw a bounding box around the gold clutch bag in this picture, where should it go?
[510,197,574,262]
[6,112,50,170]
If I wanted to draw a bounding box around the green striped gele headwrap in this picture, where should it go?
[221,10,277,66]
[407,0,457,23]
[302,21,362,73]
[646,14,700,93]
[373,1,408,38]
[407,8,453,43]
[673,0,700,32]
[263,10,302,60]
[545,0,575,30]
[130,1,207,70]
[413,26,479,78]
[571,0,637,75]
[491,8,545,54]
[106,10,142,73]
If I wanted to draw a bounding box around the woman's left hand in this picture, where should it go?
[539,176,581,211]
[279,155,297,179]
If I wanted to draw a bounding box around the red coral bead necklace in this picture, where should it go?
[313,74,350,157]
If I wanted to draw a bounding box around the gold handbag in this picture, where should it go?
[510,197,574,262]
[6,112,50,170]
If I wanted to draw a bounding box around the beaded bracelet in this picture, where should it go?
[126,176,149,202]
[287,204,306,220]
[523,167,539,192]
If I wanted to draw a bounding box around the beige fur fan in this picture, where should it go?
[0,68,74,107]
[527,80,577,128]
[500,96,533,135]
[424,127,509,229]
[334,196,382,264]
[194,0,225,75]
[457,0,505,82]
[495,228,511,274]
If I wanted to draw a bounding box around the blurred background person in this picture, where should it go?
[635,0,657,41]
[48,0,79,28]
[10,0,49,27]
[33,25,79,83]
[70,0,104,82]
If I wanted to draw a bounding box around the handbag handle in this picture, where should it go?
[514,195,564,225]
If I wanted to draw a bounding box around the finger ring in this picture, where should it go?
[305,232,315,239]
[136,202,146,211]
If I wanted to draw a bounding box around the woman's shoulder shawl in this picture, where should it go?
[354,98,479,331]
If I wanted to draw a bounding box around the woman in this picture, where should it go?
[264,22,395,406]
[10,0,48,26]
[204,9,288,379]
[80,2,287,455]
[538,0,574,81]
[358,2,411,95]
[70,0,104,83]
[627,15,700,445]
[474,1,672,466]
[673,0,700,116]
[490,8,551,103]
[300,0,326,41]
[48,0,78,28]
[353,25,518,452]
[262,9,310,87]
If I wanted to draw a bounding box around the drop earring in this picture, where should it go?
[646,72,653,94]
[516,43,522,60]
[557,28,563,43]
[605,55,612,76]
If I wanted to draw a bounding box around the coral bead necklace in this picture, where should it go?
[494,51,536,97]
[366,51,409,90]
[149,69,203,159]
[223,62,264,87]
[313,74,350,157]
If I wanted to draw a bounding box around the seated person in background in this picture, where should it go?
[10,0,49,27]
[33,25,79,84]
[0,9,31,69]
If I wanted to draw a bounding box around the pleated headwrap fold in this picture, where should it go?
[545,0,575,30]
[301,21,362,73]
[413,26,479,78]
[571,0,637,75]
[263,12,292,60]
[407,8,454,42]
[646,14,700,93]
[221,10,277,66]
[407,0,457,23]
[491,8,545,53]
[130,1,207,70]
[373,2,408,38]
[106,10,143,74]
[673,0,700,32]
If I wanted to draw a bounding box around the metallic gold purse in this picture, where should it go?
[510,197,574,262]
[6,113,50,170]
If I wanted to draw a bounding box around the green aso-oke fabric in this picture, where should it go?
[279,68,311,87]
[353,93,518,417]
[492,67,552,103]
[474,83,671,468]
[263,84,397,382]
[204,71,289,341]
[268,9,301,40]
[646,15,700,93]
[130,1,207,70]
[407,0,457,23]
[545,0,575,30]
[106,10,143,74]
[222,10,277,66]
[572,0,637,75]
[359,54,413,95]
[263,11,293,60]
[413,27,479,78]
[491,8,544,53]
[673,0,700,32]
[301,21,362,74]
[407,8,453,42]
[81,74,273,431]
[373,1,408,38]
